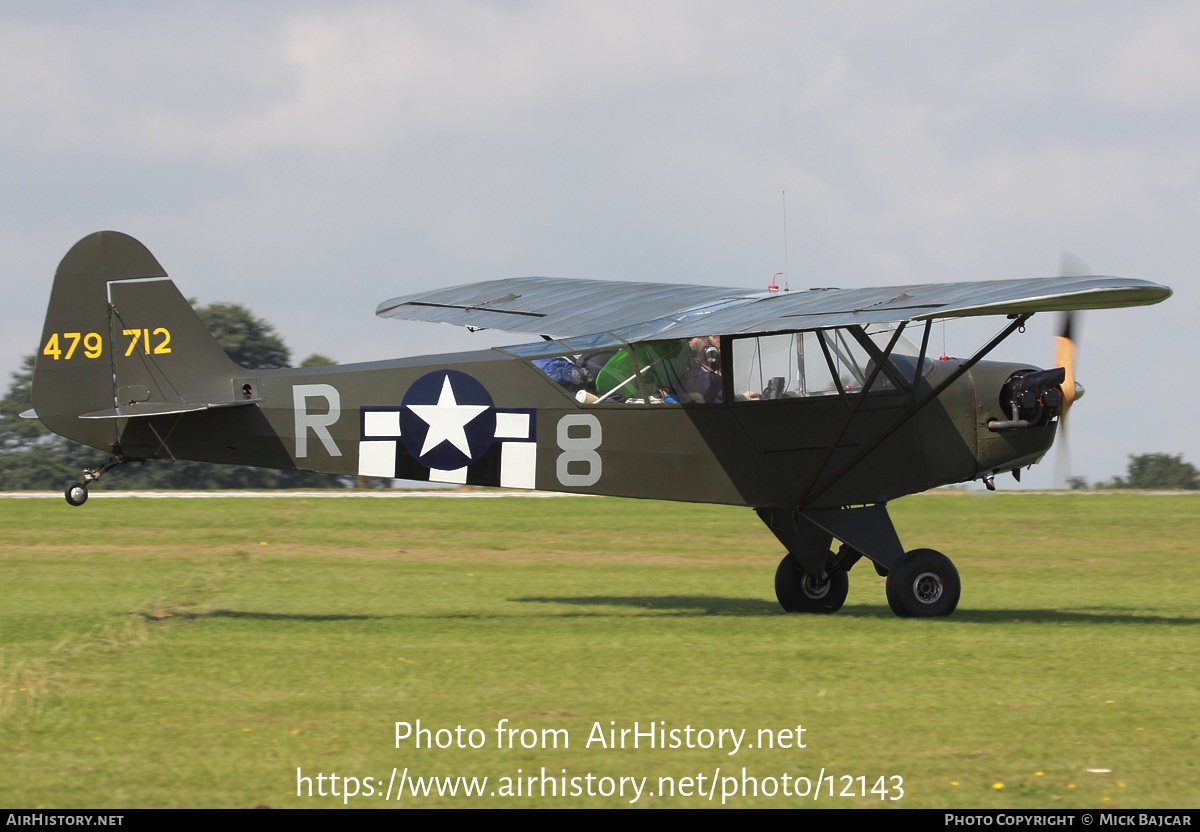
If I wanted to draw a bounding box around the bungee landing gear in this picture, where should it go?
[62,453,134,507]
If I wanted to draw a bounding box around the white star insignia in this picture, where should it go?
[407,375,489,459]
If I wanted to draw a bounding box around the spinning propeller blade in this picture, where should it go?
[1055,310,1078,419]
[1053,254,1090,487]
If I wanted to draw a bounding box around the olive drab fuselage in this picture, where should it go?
[88,346,1054,510]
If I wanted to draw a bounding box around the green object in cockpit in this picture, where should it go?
[596,341,689,399]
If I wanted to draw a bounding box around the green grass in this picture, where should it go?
[0,492,1197,808]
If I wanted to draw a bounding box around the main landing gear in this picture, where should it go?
[758,504,961,618]
[774,546,961,618]
[884,548,961,618]
[63,454,134,507]
[775,551,850,614]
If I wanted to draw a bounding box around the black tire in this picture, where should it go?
[884,566,911,617]
[775,553,849,614]
[885,549,960,618]
[65,482,88,507]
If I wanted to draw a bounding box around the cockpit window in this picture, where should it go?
[731,325,916,401]
[859,322,932,383]
[531,337,724,405]
[530,324,923,405]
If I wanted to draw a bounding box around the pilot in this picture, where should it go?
[675,335,722,403]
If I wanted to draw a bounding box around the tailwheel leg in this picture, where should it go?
[885,549,961,617]
[64,453,134,506]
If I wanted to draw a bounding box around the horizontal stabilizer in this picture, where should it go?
[79,398,263,420]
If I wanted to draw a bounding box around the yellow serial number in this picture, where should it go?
[41,328,174,360]
[42,332,104,360]
[121,328,172,356]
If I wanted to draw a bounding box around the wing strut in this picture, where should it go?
[799,313,1032,508]
[912,319,933,389]
[816,330,851,410]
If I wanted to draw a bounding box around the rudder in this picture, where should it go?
[32,231,242,452]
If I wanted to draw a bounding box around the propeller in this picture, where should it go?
[1055,310,1078,419]
[1053,254,1089,487]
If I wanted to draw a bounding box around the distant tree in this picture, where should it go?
[0,356,99,489]
[1094,454,1199,490]
[193,301,290,369]
[1123,453,1198,489]
[1066,476,1089,490]
[300,354,337,367]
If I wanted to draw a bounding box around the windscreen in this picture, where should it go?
[731,325,918,401]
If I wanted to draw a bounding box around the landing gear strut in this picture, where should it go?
[63,454,134,506]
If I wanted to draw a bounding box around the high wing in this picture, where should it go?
[376,274,1171,342]
[376,277,751,338]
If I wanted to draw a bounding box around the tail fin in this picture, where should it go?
[32,231,242,451]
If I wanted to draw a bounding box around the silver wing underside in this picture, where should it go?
[376,274,1171,342]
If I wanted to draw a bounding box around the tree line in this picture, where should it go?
[0,302,354,491]
[1067,453,1199,490]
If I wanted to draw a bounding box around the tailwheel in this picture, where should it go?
[885,549,960,617]
[63,454,132,507]
[775,553,849,614]
[65,482,88,507]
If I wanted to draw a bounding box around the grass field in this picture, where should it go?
[0,491,1197,809]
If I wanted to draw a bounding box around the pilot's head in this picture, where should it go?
[690,335,721,369]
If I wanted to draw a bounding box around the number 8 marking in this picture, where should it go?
[556,414,602,487]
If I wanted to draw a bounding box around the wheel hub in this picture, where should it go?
[801,573,831,600]
[912,571,944,604]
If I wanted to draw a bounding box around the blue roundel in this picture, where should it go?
[400,370,496,471]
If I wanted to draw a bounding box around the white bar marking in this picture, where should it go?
[429,466,468,484]
[495,412,530,439]
[364,410,402,437]
[357,440,396,477]
[500,442,537,489]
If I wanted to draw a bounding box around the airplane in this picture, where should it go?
[26,231,1171,618]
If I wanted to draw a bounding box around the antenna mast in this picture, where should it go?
[782,190,790,292]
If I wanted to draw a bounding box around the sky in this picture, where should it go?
[1,1,1196,488]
